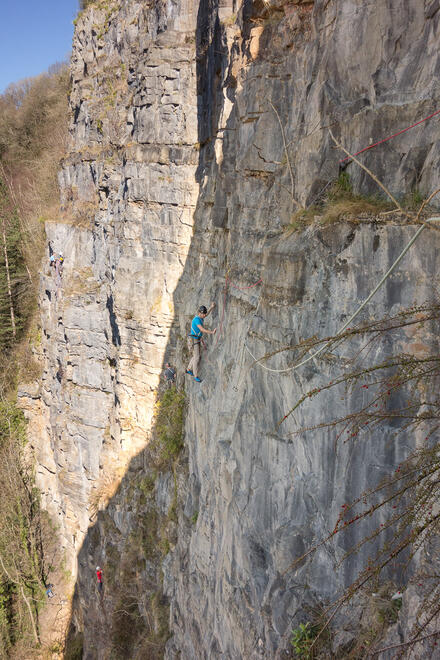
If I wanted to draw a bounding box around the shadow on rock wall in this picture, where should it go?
[64,1,440,658]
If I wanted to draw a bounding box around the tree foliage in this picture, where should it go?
[0,67,69,367]
[0,401,57,657]
[153,386,186,466]
[0,180,28,353]
[0,68,69,655]
[79,0,96,10]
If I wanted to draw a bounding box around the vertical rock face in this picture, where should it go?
[167,221,440,659]
[19,0,440,657]
[20,0,200,571]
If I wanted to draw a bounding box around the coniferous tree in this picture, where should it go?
[0,179,27,354]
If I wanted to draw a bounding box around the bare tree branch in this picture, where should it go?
[329,128,408,217]
[269,102,303,209]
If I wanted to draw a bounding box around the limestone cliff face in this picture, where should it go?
[19,0,440,658]
[20,0,199,574]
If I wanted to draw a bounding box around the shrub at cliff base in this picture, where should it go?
[64,631,84,660]
[0,401,58,658]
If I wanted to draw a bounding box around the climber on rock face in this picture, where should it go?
[96,566,103,593]
[45,584,54,599]
[186,303,216,383]
[164,363,176,387]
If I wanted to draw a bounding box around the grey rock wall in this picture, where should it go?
[19,0,440,657]
[167,218,440,658]
[20,0,200,575]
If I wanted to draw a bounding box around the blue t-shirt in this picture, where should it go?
[190,315,203,338]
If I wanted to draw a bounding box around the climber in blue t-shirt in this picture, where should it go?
[186,303,216,382]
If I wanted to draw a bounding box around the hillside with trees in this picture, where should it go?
[0,65,69,657]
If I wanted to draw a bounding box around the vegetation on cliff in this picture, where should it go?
[66,384,186,660]
[0,402,57,658]
[107,386,186,657]
[277,163,440,656]
[0,67,69,656]
[0,65,69,367]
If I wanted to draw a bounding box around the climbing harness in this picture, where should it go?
[245,217,440,381]
[339,108,440,164]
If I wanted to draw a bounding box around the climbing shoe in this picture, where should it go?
[185,370,193,376]
[194,377,202,383]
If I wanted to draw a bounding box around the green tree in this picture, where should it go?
[0,67,68,655]
[0,179,27,353]
[0,401,57,653]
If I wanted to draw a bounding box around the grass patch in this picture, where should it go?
[288,172,392,233]
[290,604,332,659]
[348,584,403,657]
[158,534,170,557]
[138,473,156,495]
[221,12,237,26]
[291,622,318,658]
[402,188,424,211]
[152,386,185,467]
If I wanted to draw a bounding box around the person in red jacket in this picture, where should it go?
[96,566,103,593]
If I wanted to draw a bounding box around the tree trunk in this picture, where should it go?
[20,584,40,646]
[1,217,16,339]
[0,555,40,645]
[0,163,32,284]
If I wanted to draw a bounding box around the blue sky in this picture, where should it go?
[0,0,79,93]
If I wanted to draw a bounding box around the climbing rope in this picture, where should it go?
[306,179,333,209]
[339,108,440,164]
[245,217,440,375]
[215,273,263,347]
[231,287,266,393]
[228,278,263,291]
[213,227,271,392]
[214,273,230,347]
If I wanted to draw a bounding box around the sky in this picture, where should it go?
[0,0,79,93]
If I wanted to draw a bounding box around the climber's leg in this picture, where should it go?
[187,338,201,378]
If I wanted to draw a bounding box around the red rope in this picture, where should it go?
[228,278,263,291]
[214,275,229,346]
[339,108,440,163]
[215,275,263,346]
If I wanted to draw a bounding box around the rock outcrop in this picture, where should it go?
[20,0,199,576]
[19,0,440,657]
